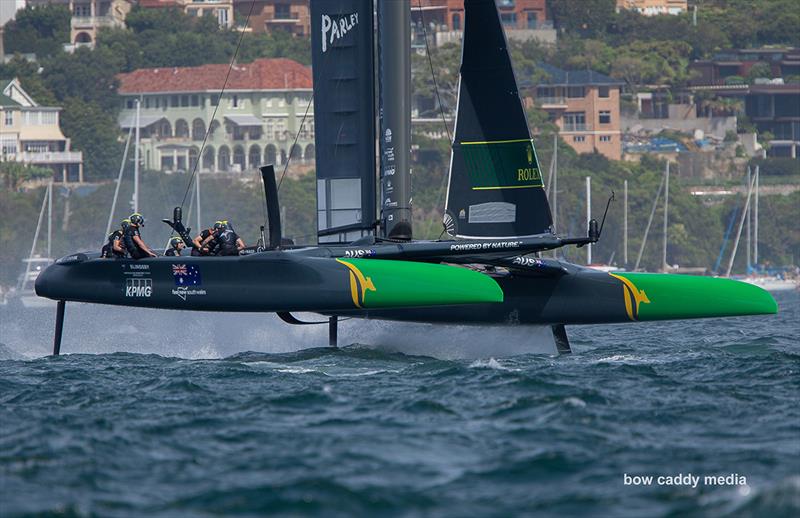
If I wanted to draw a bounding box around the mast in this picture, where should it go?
[195,170,201,232]
[47,180,52,259]
[725,172,757,277]
[104,123,133,239]
[746,166,751,272]
[754,165,759,266]
[662,161,669,272]
[552,133,558,258]
[378,0,412,240]
[133,98,141,214]
[586,176,591,264]
[634,174,665,271]
[623,179,628,267]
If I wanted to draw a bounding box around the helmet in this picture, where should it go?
[216,222,228,232]
[169,237,183,248]
[213,220,224,231]
[130,213,145,227]
[121,218,131,230]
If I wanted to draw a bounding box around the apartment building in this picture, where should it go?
[27,0,132,47]
[116,58,314,174]
[139,0,234,29]
[234,0,310,36]
[411,0,555,46]
[0,78,84,183]
[616,0,687,16]
[522,64,624,160]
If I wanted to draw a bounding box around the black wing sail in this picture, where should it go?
[310,0,377,243]
[444,0,553,239]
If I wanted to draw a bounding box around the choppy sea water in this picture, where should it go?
[1,292,798,517]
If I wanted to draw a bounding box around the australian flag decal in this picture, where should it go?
[172,264,201,286]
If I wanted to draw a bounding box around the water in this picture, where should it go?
[1,292,798,517]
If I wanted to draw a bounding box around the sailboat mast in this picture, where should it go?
[47,180,52,259]
[196,170,201,233]
[662,161,669,272]
[378,0,411,240]
[754,165,759,265]
[725,172,757,277]
[746,166,751,271]
[586,176,591,264]
[133,98,141,214]
[623,179,628,267]
[552,134,558,259]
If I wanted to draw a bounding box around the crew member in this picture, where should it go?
[165,236,185,257]
[191,221,222,256]
[101,219,129,258]
[123,213,157,259]
[207,221,245,256]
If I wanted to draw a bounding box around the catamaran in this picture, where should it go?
[35,0,777,356]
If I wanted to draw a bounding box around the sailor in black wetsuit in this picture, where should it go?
[123,213,157,259]
[101,219,129,258]
[191,221,221,256]
[164,236,185,257]
[207,221,245,256]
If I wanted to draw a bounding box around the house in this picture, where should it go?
[115,58,314,174]
[138,0,234,29]
[0,78,84,183]
[27,0,132,48]
[689,49,800,159]
[233,0,310,36]
[522,64,624,160]
[615,0,687,16]
[411,0,555,46]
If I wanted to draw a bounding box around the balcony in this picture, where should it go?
[71,16,121,30]
[563,123,587,132]
[5,151,83,164]
[537,96,567,108]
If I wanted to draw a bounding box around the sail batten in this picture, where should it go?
[444,0,553,239]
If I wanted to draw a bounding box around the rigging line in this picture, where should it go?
[179,0,257,209]
[416,0,453,146]
[277,92,314,192]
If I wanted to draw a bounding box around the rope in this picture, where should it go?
[277,93,314,191]
[179,0,257,209]
[416,0,453,145]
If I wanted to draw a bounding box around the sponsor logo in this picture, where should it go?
[344,249,376,258]
[172,286,207,301]
[172,263,202,286]
[609,273,651,321]
[321,12,359,53]
[336,259,376,309]
[512,256,543,267]
[517,167,541,182]
[129,264,149,270]
[449,241,522,252]
[125,278,152,297]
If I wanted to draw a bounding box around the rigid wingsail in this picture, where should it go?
[35,0,777,356]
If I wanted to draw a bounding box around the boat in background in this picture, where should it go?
[10,181,56,309]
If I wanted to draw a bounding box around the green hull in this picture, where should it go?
[609,273,778,321]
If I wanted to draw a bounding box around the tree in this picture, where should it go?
[2,5,70,58]
[59,98,123,181]
[0,56,58,106]
[548,0,616,38]
[0,163,53,191]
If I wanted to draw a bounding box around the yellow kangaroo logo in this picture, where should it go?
[609,273,651,321]
[527,144,533,165]
[336,259,376,308]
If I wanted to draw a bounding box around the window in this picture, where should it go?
[211,95,219,107]
[5,110,13,126]
[500,12,517,25]
[73,3,91,16]
[563,112,586,131]
[171,95,179,107]
[598,86,610,98]
[567,86,585,98]
[599,135,612,142]
[217,8,229,27]
[452,13,461,30]
[42,112,56,125]
[231,95,240,108]
[1,136,17,154]
[274,4,291,19]
[526,11,538,29]
[573,136,586,142]
[126,99,135,109]
[599,110,611,124]
[191,95,199,107]
[181,95,189,107]
[145,98,151,109]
